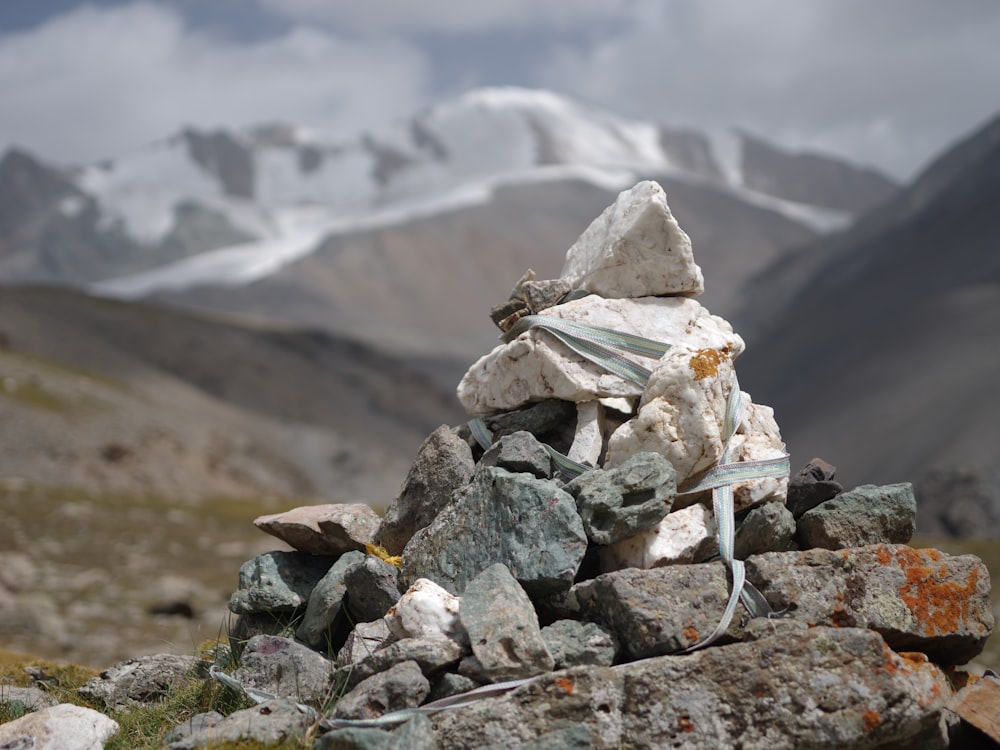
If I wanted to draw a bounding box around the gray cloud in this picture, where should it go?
[0,2,430,164]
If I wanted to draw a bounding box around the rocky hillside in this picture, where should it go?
[734,109,1000,494]
[0,286,464,503]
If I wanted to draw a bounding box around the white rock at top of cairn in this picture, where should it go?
[457,295,744,416]
[560,180,704,299]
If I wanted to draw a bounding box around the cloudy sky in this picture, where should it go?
[1,0,997,180]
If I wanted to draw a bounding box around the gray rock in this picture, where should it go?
[481,399,577,449]
[332,660,430,721]
[344,555,401,624]
[0,685,58,711]
[163,711,223,746]
[376,425,475,555]
[297,550,366,650]
[539,620,618,669]
[0,703,119,750]
[77,654,199,711]
[734,501,797,559]
[427,673,481,703]
[574,562,742,659]
[785,457,843,518]
[565,451,675,545]
[480,430,552,479]
[232,635,335,707]
[746,544,994,664]
[316,713,437,750]
[430,627,954,749]
[336,618,393,669]
[167,699,314,750]
[335,637,465,692]
[460,564,554,682]
[401,466,587,598]
[796,482,917,549]
[229,550,336,615]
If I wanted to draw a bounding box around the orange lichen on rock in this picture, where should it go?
[886,546,980,635]
[688,348,725,380]
[862,708,883,731]
[553,677,575,695]
[683,626,700,642]
[677,716,695,733]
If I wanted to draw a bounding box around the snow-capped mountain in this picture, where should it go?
[0,87,898,357]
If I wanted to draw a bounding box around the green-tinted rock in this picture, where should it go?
[400,467,587,597]
[796,483,916,550]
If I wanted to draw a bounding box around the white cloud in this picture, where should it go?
[255,0,629,35]
[0,1,431,165]
[537,0,1000,178]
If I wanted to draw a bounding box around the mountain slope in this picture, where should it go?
[734,109,1000,488]
[0,286,464,503]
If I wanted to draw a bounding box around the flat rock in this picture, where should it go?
[232,635,335,707]
[457,296,743,416]
[796,482,916,549]
[746,544,994,664]
[77,654,199,711]
[559,180,705,299]
[229,550,336,615]
[459,564,554,682]
[599,502,717,573]
[0,703,119,750]
[565,451,676,545]
[254,503,380,556]
[335,637,466,692]
[574,562,740,658]
[332,660,430,721]
[167,699,314,750]
[376,425,475,556]
[296,550,366,649]
[430,627,954,749]
[400,467,588,598]
[316,713,436,750]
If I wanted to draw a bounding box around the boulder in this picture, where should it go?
[539,620,618,669]
[734,501,797,559]
[0,703,119,750]
[400,467,587,598]
[229,550,336,615]
[334,637,464,692]
[77,654,199,711]
[565,451,676,545]
[796,483,916,549]
[599,502,717,572]
[559,180,704,299]
[384,578,467,643]
[254,503,380,556]
[231,635,335,707]
[296,550,366,649]
[786,458,843,518]
[430,627,954,749]
[376,425,475,556]
[746,544,994,664]
[167,699,314,750]
[459,564,554,682]
[332,660,430,721]
[344,555,401,624]
[479,430,553,479]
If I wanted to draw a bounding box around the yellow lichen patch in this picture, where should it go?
[688,348,725,380]
[366,542,402,568]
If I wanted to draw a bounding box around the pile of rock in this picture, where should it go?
[1,181,995,749]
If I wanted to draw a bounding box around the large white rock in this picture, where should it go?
[605,344,736,486]
[0,703,119,750]
[603,343,786,510]
[560,180,704,299]
[599,503,717,573]
[384,578,469,644]
[458,296,743,416]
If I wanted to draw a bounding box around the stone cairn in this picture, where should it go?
[9,181,996,750]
